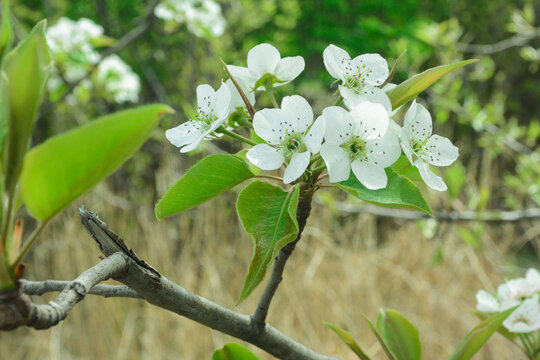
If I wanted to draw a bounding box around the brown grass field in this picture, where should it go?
[0,153,534,360]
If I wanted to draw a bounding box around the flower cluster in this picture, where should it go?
[166,43,459,191]
[154,0,226,38]
[476,268,540,333]
[46,17,140,104]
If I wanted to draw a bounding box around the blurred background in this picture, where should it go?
[1,0,539,358]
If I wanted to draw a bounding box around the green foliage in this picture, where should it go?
[211,343,258,360]
[376,309,422,360]
[155,154,254,220]
[448,306,518,360]
[2,20,53,195]
[325,322,370,360]
[363,315,396,360]
[338,169,432,215]
[386,59,478,110]
[0,0,13,61]
[236,181,299,302]
[21,104,172,221]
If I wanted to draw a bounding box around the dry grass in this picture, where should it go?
[0,154,531,359]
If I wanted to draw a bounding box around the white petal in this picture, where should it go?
[526,269,540,291]
[304,116,325,153]
[415,159,447,191]
[246,144,285,170]
[226,78,255,110]
[401,137,415,164]
[351,161,388,189]
[253,108,285,145]
[165,122,203,149]
[404,100,432,143]
[275,56,305,85]
[247,43,281,78]
[196,84,216,114]
[321,106,353,145]
[353,53,388,86]
[365,131,401,168]
[340,85,392,114]
[320,143,351,183]
[214,82,231,120]
[281,95,313,133]
[227,65,258,89]
[424,135,459,166]
[350,101,389,140]
[283,151,310,184]
[503,298,540,333]
[388,119,402,138]
[476,290,500,313]
[323,44,350,81]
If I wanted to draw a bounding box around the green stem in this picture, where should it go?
[520,334,535,359]
[308,154,322,167]
[265,85,280,108]
[334,94,343,106]
[311,164,327,174]
[254,174,283,182]
[219,128,257,146]
[11,219,49,269]
[0,192,15,254]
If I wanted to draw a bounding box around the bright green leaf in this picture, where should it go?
[363,315,396,360]
[386,59,478,110]
[376,309,422,360]
[21,104,173,221]
[470,309,518,342]
[0,0,13,61]
[2,20,53,195]
[448,306,517,360]
[0,72,8,162]
[337,169,432,215]
[155,154,254,220]
[325,322,371,360]
[236,181,300,302]
[390,154,422,183]
[212,343,259,360]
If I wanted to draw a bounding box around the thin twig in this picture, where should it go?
[19,280,142,299]
[456,29,540,55]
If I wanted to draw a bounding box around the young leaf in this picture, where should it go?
[470,309,517,342]
[448,306,518,360]
[155,154,254,220]
[212,343,259,360]
[325,322,371,360]
[376,309,422,360]
[0,0,13,61]
[0,72,8,161]
[20,104,173,221]
[2,20,53,195]
[337,168,432,215]
[363,315,396,360]
[236,181,300,302]
[386,59,478,110]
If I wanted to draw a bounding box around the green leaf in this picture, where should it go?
[212,343,259,360]
[470,309,517,342]
[325,322,371,360]
[363,315,396,360]
[236,181,300,302]
[337,168,432,215]
[386,59,478,110]
[0,72,8,163]
[390,154,422,183]
[376,309,422,360]
[155,154,254,220]
[20,104,173,221]
[2,20,53,195]
[0,0,13,61]
[448,306,518,360]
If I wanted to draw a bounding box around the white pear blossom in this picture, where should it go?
[227,43,305,91]
[246,95,324,184]
[319,102,401,188]
[96,55,141,103]
[166,83,231,153]
[400,100,459,191]
[502,297,540,333]
[323,44,390,110]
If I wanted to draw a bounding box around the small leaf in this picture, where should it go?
[236,181,300,302]
[0,0,13,60]
[386,59,478,110]
[470,309,517,342]
[337,168,432,215]
[325,322,371,360]
[448,306,518,360]
[376,309,422,360]
[21,104,173,221]
[380,49,407,88]
[155,154,254,220]
[2,20,53,195]
[363,315,396,360]
[212,343,259,360]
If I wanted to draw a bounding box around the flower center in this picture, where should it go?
[281,133,306,158]
[344,65,372,94]
[194,111,216,131]
[342,137,367,161]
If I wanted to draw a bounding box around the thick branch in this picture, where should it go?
[0,253,127,330]
[19,280,141,299]
[79,208,337,360]
[252,187,313,330]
